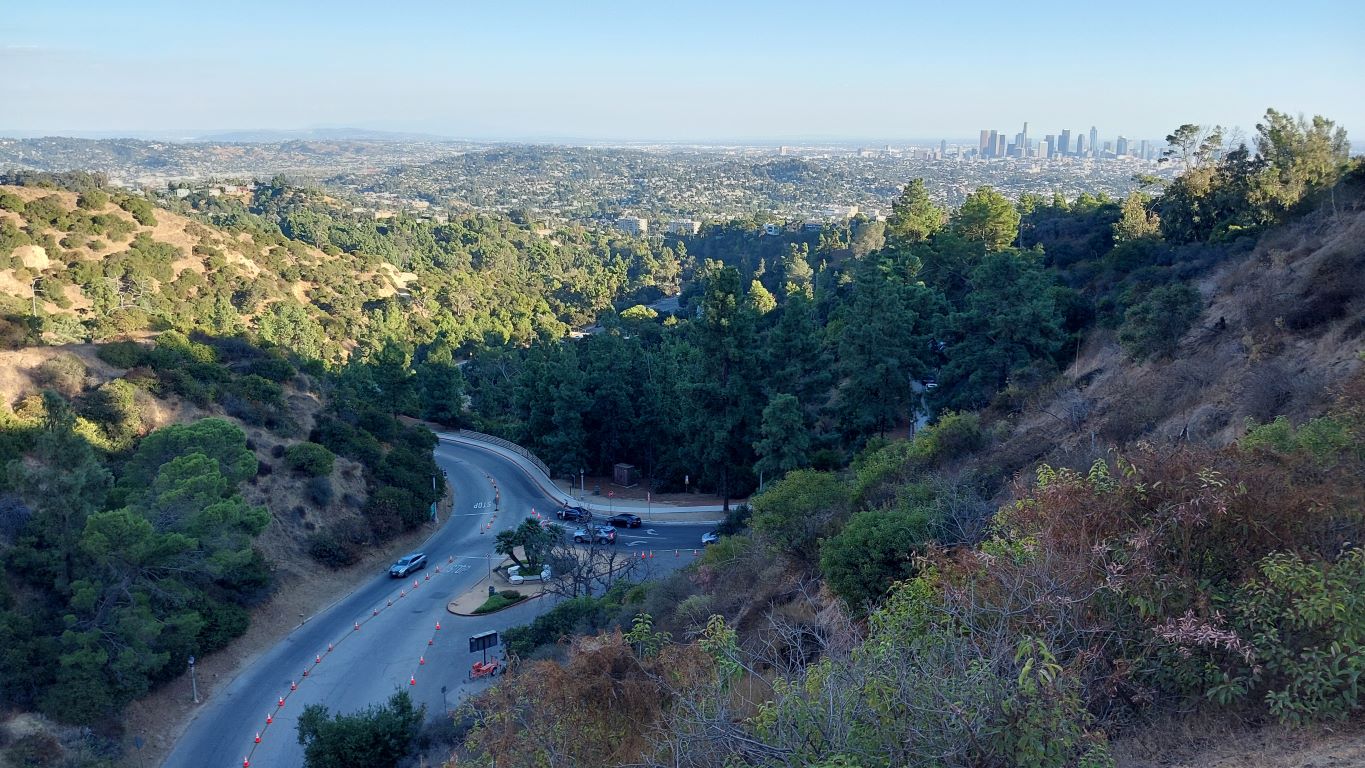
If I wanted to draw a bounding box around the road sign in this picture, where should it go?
[470,630,499,664]
[469,630,499,654]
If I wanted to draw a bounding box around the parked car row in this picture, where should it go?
[557,505,644,529]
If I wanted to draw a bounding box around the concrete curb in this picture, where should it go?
[447,591,544,618]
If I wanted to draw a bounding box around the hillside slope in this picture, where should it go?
[993,199,1364,481]
[0,183,410,351]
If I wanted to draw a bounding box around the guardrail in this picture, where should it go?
[453,429,552,479]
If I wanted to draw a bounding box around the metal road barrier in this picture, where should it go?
[453,429,552,479]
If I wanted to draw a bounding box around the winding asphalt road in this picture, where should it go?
[162,438,713,768]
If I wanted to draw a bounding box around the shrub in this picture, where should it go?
[307,476,335,507]
[821,500,936,609]
[6,732,62,767]
[922,410,985,460]
[308,524,363,568]
[95,340,147,369]
[116,195,157,226]
[750,469,852,563]
[79,378,143,446]
[76,189,109,210]
[285,442,335,477]
[1117,282,1202,360]
[474,591,528,614]
[0,190,26,213]
[246,355,295,382]
[1235,548,1365,724]
[32,353,87,396]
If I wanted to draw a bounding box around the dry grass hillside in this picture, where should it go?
[0,184,408,337]
[992,201,1365,478]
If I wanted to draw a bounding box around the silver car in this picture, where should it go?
[389,552,427,578]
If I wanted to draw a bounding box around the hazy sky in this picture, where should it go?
[3,0,1362,142]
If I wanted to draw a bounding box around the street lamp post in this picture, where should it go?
[579,469,585,501]
[188,656,199,704]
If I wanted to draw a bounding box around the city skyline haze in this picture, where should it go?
[3,0,1362,142]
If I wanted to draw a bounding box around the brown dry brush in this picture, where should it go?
[982,387,1364,719]
[464,629,713,768]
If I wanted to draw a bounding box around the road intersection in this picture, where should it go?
[163,437,717,768]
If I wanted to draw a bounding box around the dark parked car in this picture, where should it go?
[605,513,642,528]
[556,505,592,522]
[389,552,427,578]
[573,525,617,544]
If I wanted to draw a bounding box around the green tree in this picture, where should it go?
[296,691,424,768]
[836,254,940,437]
[679,261,763,505]
[415,358,467,426]
[542,346,590,477]
[753,393,809,486]
[495,518,560,570]
[950,186,1020,252]
[1254,109,1351,216]
[1163,123,1225,169]
[116,419,257,502]
[885,178,946,247]
[934,250,1065,409]
[747,278,777,316]
[7,395,112,591]
[1112,191,1161,244]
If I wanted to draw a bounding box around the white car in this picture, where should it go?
[701,530,720,546]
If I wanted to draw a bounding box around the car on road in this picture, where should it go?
[605,513,642,528]
[389,552,427,577]
[556,505,592,522]
[701,530,720,546]
[573,525,617,544]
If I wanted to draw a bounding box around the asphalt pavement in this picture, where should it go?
[162,439,714,768]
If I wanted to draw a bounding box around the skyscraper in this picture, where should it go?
[979,130,990,155]
[1021,121,1029,156]
[1116,136,1129,157]
[1075,134,1086,157]
[994,133,1006,158]
[1045,134,1056,158]
[987,130,999,158]
[1059,129,1071,156]
[1089,126,1098,158]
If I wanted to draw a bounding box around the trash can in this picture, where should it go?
[488,585,496,597]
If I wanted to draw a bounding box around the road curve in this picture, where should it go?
[162,439,709,768]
